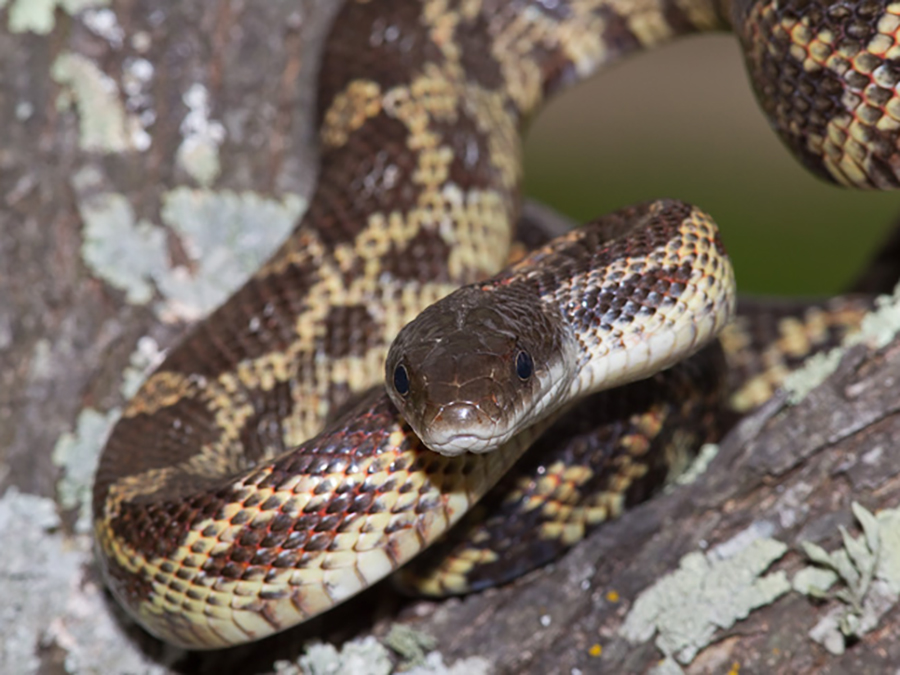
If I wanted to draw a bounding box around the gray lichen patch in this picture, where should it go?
[620,534,790,664]
[796,503,900,655]
[120,336,165,399]
[74,171,304,316]
[177,84,226,187]
[785,282,900,404]
[51,51,140,154]
[76,179,170,305]
[0,488,79,674]
[51,333,161,538]
[5,0,109,34]
[155,188,304,321]
[403,652,492,675]
[52,407,120,534]
[80,7,123,47]
[278,636,492,675]
[287,638,393,675]
[0,488,168,675]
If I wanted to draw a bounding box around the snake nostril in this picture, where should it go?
[394,363,410,396]
[516,350,533,381]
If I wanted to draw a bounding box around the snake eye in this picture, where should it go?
[393,363,410,396]
[515,350,533,381]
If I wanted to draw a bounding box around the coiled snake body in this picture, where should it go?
[93,0,900,649]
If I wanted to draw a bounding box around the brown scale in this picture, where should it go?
[93,0,900,649]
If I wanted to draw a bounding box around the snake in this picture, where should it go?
[91,0,900,650]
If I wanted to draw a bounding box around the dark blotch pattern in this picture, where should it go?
[316,1,446,123]
[238,380,295,465]
[322,304,380,359]
[495,201,699,335]
[161,259,318,381]
[313,113,421,249]
[735,0,900,187]
[93,395,223,515]
[380,226,454,283]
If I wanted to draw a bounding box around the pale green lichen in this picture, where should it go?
[120,336,165,399]
[275,634,491,675]
[155,188,304,321]
[796,502,900,655]
[74,172,304,315]
[620,535,790,664]
[0,488,77,675]
[792,566,839,598]
[670,442,719,488]
[383,624,438,668]
[782,350,842,405]
[6,0,110,34]
[284,638,393,675]
[52,407,120,533]
[0,488,169,675]
[51,334,164,536]
[784,283,900,404]
[76,182,170,304]
[8,0,60,34]
[51,52,132,153]
[404,652,492,675]
[176,84,225,187]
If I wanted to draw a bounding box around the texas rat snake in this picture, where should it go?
[92,0,900,648]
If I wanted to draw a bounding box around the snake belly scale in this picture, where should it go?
[93,0,900,649]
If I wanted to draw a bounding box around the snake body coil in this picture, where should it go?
[93,0,900,649]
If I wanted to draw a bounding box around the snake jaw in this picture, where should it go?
[420,402,510,456]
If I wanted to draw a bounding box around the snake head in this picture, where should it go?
[385,284,576,456]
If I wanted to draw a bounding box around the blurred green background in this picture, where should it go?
[522,35,900,296]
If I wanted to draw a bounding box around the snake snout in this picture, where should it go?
[390,349,517,456]
[420,400,504,456]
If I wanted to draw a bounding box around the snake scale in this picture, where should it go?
[92,0,900,650]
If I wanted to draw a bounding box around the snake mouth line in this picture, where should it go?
[418,418,511,456]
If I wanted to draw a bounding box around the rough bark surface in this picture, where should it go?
[2,2,899,674]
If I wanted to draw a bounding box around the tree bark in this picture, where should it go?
[2,2,900,674]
